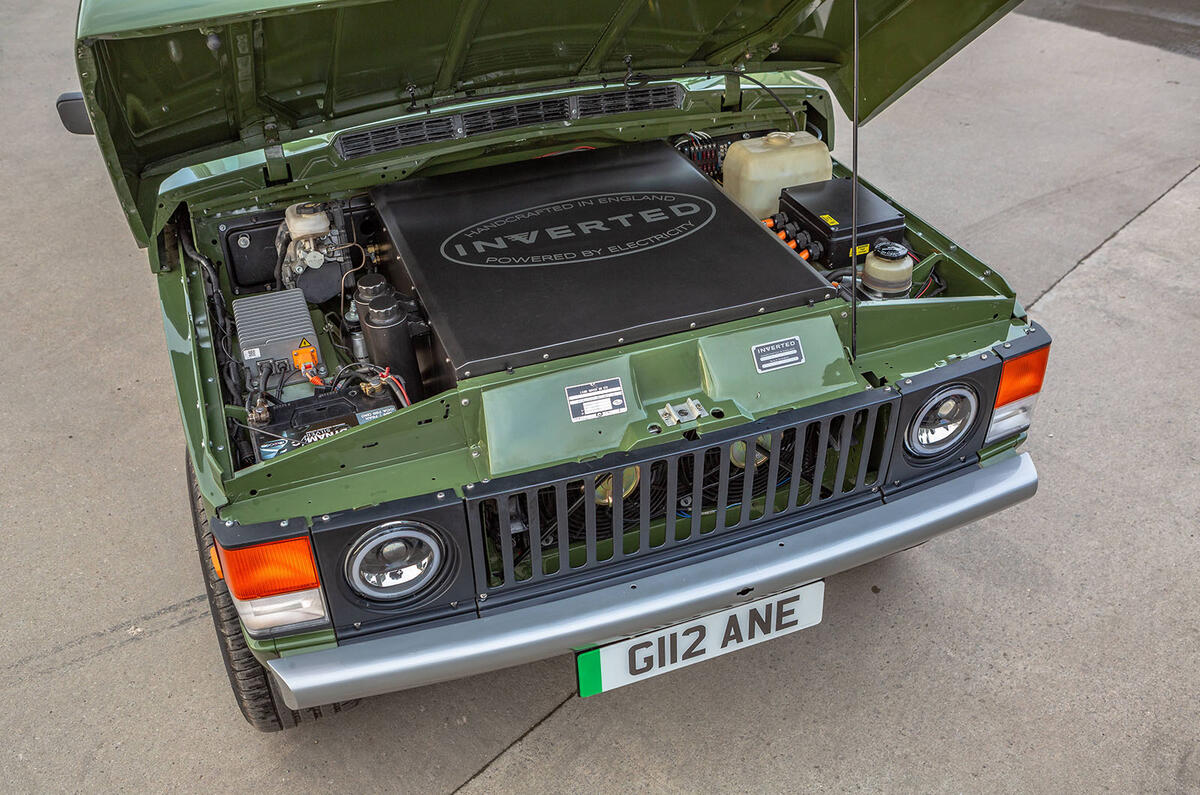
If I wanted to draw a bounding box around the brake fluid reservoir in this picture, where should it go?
[861,241,914,296]
[722,131,832,219]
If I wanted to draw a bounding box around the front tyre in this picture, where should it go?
[187,457,355,731]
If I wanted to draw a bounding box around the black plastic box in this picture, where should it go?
[371,143,832,379]
[779,179,905,267]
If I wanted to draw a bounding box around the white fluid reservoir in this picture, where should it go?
[722,131,833,219]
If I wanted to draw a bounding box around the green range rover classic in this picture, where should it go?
[62,0,1049,730]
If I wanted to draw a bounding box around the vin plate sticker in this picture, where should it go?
[565,378,627,423]
[752,337,805,373]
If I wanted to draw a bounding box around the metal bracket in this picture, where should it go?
[262,117,290,184]
[657,398,709,427]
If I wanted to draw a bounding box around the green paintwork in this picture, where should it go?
[152,143,1028,527]
[244,627,338,659]
[73,0,1020,243]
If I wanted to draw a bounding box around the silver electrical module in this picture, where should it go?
[231,288,323,380]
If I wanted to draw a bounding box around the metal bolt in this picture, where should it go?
[465,483,474,490]
[689,322,696,328]
[824,293,831,300]
[1003,342,1012,349]
[617,337,625,343]
[206,377,214,383]
[280,520,289,527]
[353,622,361,629]
[464,371,471,377]
[884,386,892,392]
[980,353,989,360]
[218,223,227,232]
[959,455,967,462]
[757,307,765,314]
[461,398,470,406]
[893,480,901,486]
[841,311,848,318]
[871,486,879,493]
[437,492,445,499]
[543,353,550,359]
[224,520,233,527]
[905,378,912,384]
[983,269,991,276]
[216,445,224,452]
[236,234,251,249]
[478,593,488,601]
[471,449,481,458]
[321,514,330,521]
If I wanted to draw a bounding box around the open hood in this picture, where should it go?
[76,0,1020,244]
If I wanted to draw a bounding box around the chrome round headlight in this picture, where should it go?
[906,386,979,457]
[345,521,443,601]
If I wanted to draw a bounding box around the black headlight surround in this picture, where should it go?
[311,492,477,640]
[885,351,1002,490]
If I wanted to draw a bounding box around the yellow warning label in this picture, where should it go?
[819,214,838,226]
[855,243,870,256]
[298,337,313,348]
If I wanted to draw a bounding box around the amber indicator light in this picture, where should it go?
[216,536,320,601]
[994,346,1050,408]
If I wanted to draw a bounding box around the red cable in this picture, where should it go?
[380,367,411,406]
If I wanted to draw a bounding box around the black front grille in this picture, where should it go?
[466,392,898,601]
[334,85,685,160]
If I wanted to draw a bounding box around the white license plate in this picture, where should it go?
[576,581,824,696]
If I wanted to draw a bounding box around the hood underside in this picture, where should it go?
[76,0,1020,243]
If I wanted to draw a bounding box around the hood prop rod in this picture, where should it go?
[850,0,861,361]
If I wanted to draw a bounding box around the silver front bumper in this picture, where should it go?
[270,453,1038,709]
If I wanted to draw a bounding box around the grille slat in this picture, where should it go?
[471,395,898,599]
[335,85,684,160]
[525,488,543,582]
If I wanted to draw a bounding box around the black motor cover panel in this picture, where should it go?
[371,142,831,378]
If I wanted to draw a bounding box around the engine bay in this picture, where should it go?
[190,131,1000,472]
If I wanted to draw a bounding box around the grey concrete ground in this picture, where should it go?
[1,2,1197,792]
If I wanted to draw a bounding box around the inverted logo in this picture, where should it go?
[439,192,716,268]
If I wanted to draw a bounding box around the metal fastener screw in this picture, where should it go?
[437,492,445,499]
[478,593,488,601]
[218,223,227,232]
[461,398,469,406]
[824,293,831,300]
[353,622,361,629]
[757,307,765,314]
[904,378,912,384]
[893,480,901,486]
[236,234,251,249]
[543,353,550,359]
[884,386,892,392]
[224,520,233,527]
[841,311,848,318]
[321,514,330,521]
[280,520,289,527]
[690,322,696,328]
[959,455,967,462]
[464,371,471,377]
[981,353,989,360]
[471,449,481,458]
[465,483,474,490]
[617,337,625,343]
[1003,342,1012,349]
[216,445,224,452]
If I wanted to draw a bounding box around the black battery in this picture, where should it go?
[253,389,398,461]
[779,179,905,267]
